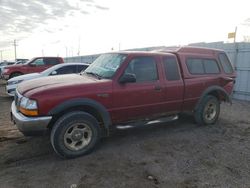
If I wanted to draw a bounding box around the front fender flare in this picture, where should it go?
[48,98,111,130]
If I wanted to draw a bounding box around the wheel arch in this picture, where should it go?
[10,71,23,78]
[47,98,112,132]
[195,86,231,111]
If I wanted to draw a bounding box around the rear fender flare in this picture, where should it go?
[194,86,231,111]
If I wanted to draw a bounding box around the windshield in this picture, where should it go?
[24,57,36,65]
[84,53,127,79]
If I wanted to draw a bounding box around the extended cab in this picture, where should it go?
[11,47,236,158]
[2,57,64,79]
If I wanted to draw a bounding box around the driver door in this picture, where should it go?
[112,56,165,123]
[28,58,47,73]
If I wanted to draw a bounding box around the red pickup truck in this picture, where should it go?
[2,57,64,79]
[11,47,236,158]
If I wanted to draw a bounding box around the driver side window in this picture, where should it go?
[31,58,44,66]
[124,56,158,83]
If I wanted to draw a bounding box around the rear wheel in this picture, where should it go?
[194,95,220,125]
[50,111,101,158]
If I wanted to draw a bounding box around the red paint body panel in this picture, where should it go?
[18,74,113,115]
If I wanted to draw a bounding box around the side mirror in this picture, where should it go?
[51,71,57,75]
[119,73,136,84]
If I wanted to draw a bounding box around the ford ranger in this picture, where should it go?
[10,47,236,158]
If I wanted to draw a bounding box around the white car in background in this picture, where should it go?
[0,61,16,77]
[6,62,88,96]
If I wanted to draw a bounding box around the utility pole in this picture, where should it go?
[0,50,4,62]
[234,27,237,43]
[77,36,80,56]
[13,40,17,61]
[119,43,121,51]
[65,47,68,58]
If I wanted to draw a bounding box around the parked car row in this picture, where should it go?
[1,56,89,97]
[0,59,29,78]
[6,63,88,96]
[0,61,16,76]
[1,57,64,79]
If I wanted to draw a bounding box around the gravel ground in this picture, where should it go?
[0,80,250,188]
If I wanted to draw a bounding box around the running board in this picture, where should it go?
[116,115,178,130]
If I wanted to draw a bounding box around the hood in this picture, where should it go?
[17,74,101,96]
[8,73,41,82]
[5,64,24,69]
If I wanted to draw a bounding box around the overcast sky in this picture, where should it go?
[1,0,250,60]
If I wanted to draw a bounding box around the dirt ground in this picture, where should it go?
[0,80,250,188]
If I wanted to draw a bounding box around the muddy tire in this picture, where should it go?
[50,111,101,159]
[194,95,220,125]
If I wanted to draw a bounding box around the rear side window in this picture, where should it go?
[125,56,158,82]
[218,53,233,73]
[44,58,60,65]
[186,59,204,74]
[163,56,180,80]
[186,58,219,74]
[203,59,220,73]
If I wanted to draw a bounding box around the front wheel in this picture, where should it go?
[194,95,220,125]
[50,111,101,159]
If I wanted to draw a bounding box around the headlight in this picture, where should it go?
[20,96,37,110]
[20,96,38,116]
[3,68,8,73]
[8,80,23,85]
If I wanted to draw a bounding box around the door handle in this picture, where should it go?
[154,85,162,91]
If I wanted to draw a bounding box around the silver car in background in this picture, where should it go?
[6,63,88,96]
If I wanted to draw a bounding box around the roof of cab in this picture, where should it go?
[113,46,225,56]
[157,46,225,55]
[111,50,175,56]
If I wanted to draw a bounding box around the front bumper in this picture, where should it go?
[11,101,52,136]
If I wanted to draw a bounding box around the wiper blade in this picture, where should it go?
[85,71,102,79]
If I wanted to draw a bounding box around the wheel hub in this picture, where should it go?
[63,123,92,151]
[72,130,84,141]
[205,102,217,121]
